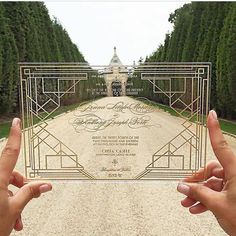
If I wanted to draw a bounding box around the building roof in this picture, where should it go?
[109,47,123,67]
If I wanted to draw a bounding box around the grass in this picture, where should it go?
[142,99,236,136]
[219,119,236,136]
[31,100,90,125]
[0,98,99,139]
[0,97,236,139]
[0,122,11,139]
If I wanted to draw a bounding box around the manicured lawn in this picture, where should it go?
[0,122,11,139]
[0,98,235,138]
[0,99,99,139]
[143,99,236,136]
[220,119,236,136]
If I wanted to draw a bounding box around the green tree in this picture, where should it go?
[146,2,236,119]
[217,3,236,119]
[0,3,19,113]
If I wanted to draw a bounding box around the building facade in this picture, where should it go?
[103,47,128,96]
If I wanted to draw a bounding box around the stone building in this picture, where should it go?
[103,47,128,96]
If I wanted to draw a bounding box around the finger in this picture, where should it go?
[205,177,224,192]
[14,215,23,231]
[207,110,236,179]
[9,171,27,188]
[177,182,222,212]
[184,160,222,182]
[180,178,224,208]
[7,190,23,231]
[0,118,21,187]
[212,168,224,179]
[189,203,208,214]
[8,190,13,197]
[181,196,197,208]
[12,182,52,211]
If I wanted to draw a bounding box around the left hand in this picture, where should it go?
[0,118,52,236]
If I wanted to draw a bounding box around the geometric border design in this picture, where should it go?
[135,63,211,180]
[19,62,211,181]
[20,63,94,180]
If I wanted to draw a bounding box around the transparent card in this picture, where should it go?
[19,62,211,182]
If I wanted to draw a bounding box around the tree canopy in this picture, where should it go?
[147,2,236,119]
[0,2,85,114]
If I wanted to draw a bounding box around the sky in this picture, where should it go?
[45,1,189,65]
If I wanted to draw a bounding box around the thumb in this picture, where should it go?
[11,182,52,211]
[177,182,220,211]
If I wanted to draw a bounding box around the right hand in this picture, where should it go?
[177,110,236,236]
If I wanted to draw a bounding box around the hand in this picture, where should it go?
[0,118,52,236]
[177,110,236,236]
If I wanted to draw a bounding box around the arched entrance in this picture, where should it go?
[112,81,122,96]
[103,47,128,97]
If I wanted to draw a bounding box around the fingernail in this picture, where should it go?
[177,183,190,195]
[39,184,52,193]
[12,118,20,127]
[210,110,217,120]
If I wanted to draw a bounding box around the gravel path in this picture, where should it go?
[1,96,234,235]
